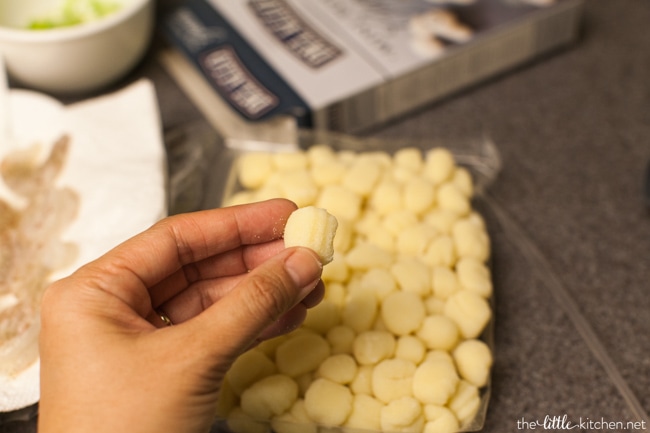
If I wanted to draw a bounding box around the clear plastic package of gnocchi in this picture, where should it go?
[203,129,501,433]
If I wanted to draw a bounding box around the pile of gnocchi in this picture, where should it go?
[219,144,493,433]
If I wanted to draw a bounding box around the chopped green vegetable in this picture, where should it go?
[28,0,123,30]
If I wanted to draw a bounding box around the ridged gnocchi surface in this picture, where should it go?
[221,145,493,433]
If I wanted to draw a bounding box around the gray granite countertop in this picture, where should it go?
[1,0,648,432]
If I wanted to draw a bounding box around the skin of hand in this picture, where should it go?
[37,199,325,433]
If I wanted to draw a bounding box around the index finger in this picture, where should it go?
[161,198,297,268]
[73,199,297,312]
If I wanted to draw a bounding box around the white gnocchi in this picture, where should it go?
[345,394,384,431]
[283,206,338,264]
[372,359,417,403]
[304,378,353,426]
[381,291,427,336]
[223,144,493,433]
[452,339,493,388]
[275,332,331,377]
[412,359,459,405]
[380,396,426,433]
[240,374,299,420]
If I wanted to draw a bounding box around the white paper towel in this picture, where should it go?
[0,79,167,411]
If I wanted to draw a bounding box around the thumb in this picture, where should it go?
[192,247,323,357]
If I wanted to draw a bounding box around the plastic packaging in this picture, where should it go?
[186,128,501,433]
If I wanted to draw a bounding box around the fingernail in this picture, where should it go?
[284,248,323,297]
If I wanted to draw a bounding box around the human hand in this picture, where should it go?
[38,199,324,433]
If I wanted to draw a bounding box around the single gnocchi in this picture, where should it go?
[304,378,353,426]
[452,339,493,388]
[283,206,339,264]
[381,291,426,336]
[380,396,426,433]
[275,332,331,377]
[237,153,273,189]
[240,374,299,420]
[353,330,396,365]
[317,354,358,384]
[423,405,460,433]
[345,394,384,431]
[372,359,417,403]
[342,290,379,333]
[416,315,460,351]
[412,359,459,405]
[443,290,491,339]
[226,349,277,396]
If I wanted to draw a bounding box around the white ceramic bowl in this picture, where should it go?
[0,0,154,95]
